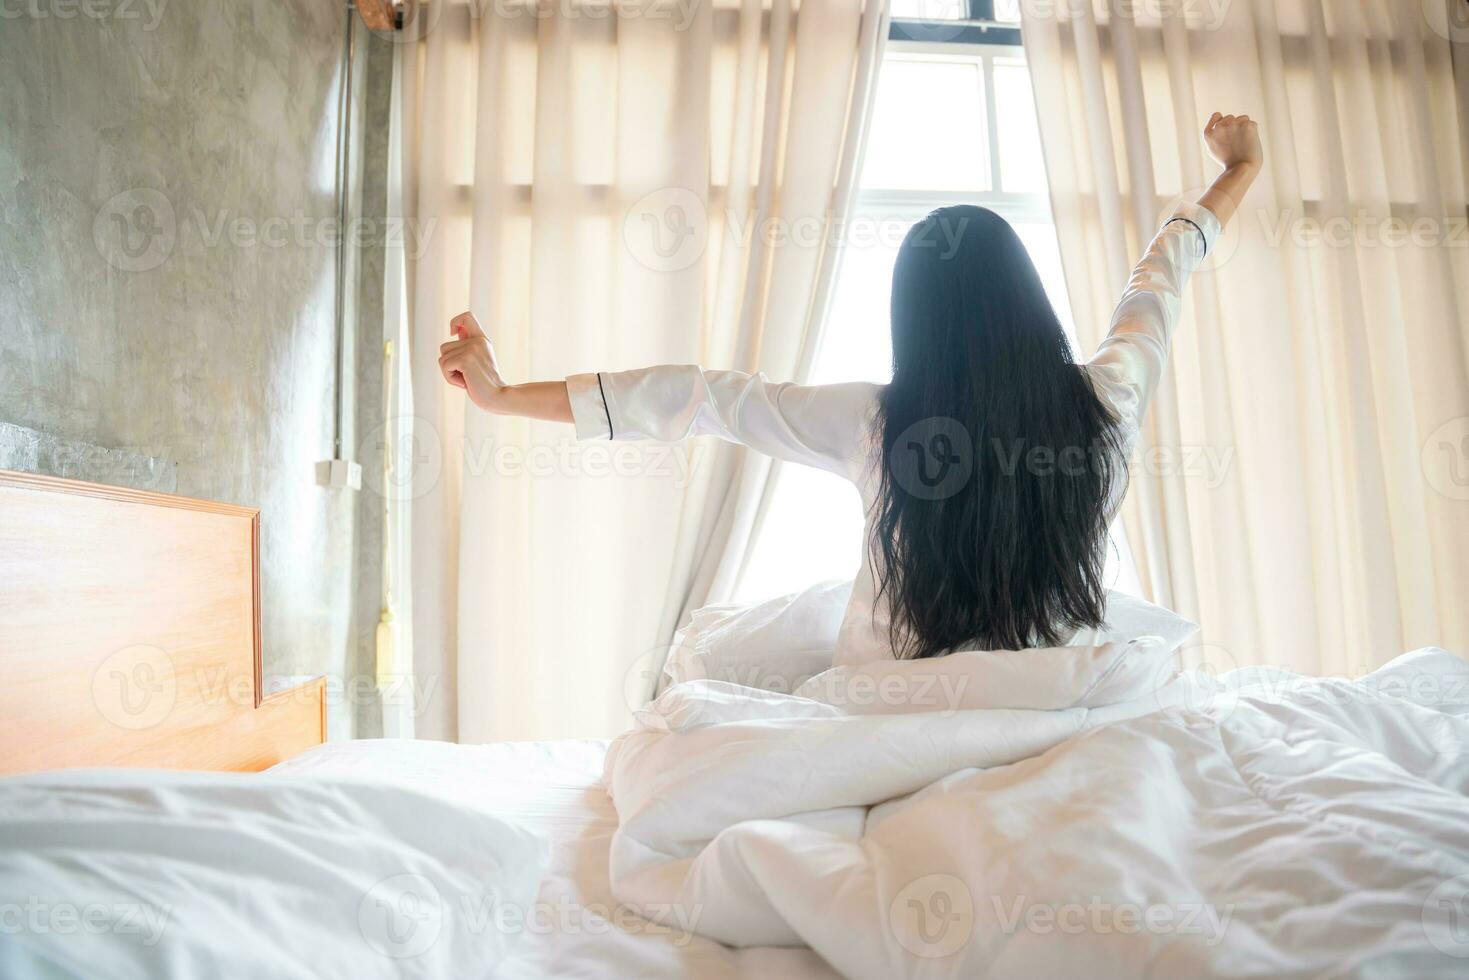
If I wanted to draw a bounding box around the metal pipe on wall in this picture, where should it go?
[332,1,356,462]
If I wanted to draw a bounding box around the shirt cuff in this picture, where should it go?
[1165,201,1223,261]
[566,372,614,441]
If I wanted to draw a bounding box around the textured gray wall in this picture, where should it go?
[0,0,390,737]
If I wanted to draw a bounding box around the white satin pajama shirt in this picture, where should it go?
[566,203,1222,665]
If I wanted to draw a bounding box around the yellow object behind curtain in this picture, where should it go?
[1022,0,1469,674]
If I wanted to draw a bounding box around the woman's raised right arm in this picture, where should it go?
[438,313,574,423]
[437,313,873,478]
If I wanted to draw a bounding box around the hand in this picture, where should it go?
[440,311,508,413]
[1204,112,1263,172]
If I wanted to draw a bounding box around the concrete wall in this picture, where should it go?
[0,0,391,737]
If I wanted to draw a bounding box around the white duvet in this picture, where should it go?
[605,647,1469,978]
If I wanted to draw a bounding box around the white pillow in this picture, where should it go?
[1066,589,1200,653]
[794,590,1199,714]
[664,581,1198,710]
[660,579,852,694]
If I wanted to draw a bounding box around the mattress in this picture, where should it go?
[270,737,840,979]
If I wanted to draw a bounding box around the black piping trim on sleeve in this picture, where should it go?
[595,372,614,441]
[1166,216,1209,258]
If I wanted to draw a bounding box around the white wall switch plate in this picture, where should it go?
[315,458,363,490]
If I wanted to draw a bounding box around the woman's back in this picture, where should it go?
[561,198,1220,663]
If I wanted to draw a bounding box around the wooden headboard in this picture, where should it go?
[0,470,325,774]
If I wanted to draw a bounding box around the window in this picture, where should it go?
[888,0,1022,25]
[733,27,1143,602]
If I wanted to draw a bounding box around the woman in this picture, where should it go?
[439,113,1263,665]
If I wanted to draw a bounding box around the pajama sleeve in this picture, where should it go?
[1086,201,1222,433]
[564,365,878,480]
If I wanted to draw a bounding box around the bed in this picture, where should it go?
[0,470,830,978]
[3,470,1468,979]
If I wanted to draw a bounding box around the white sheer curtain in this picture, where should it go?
[1023,0,1469,674]
[396,0,887,741]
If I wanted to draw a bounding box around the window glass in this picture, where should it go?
[993,62,1047,193]
[888,0,970,20]
[862,59,990,192]
[993,0,1022,23]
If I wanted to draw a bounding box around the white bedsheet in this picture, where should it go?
[271,737,840,979]
[0,767,547,979]
[605,647,1469,978]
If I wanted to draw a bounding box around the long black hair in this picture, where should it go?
[872,205,1126,658]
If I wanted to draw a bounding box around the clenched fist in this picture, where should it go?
[439,312,507,412]
[1204,112,1263,172]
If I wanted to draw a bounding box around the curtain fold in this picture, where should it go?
[1023,0,1469,674]
[398,0,887,741]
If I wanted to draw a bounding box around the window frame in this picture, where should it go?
[888,1,1024,47]
[854,39,1054,236]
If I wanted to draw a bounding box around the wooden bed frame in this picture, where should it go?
[0,470,326,774]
